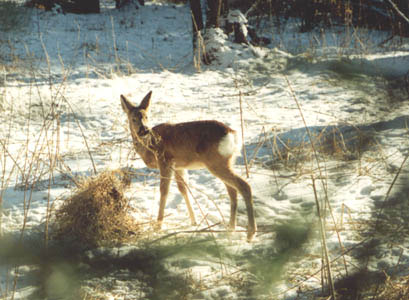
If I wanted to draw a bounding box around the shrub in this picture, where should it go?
[0,1,31,33]
[53,169,139,247]
[249,0,409,36]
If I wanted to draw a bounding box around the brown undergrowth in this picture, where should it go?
[53,169,140,247]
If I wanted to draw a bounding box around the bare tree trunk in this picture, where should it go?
[206,0,228,28]
[233,22,248,44]
[206,0,220,28]
[190,0,208,67]
[115,0,145,9]
[190,0,204,46]
[190,0,232,67]
[74,0,100,14]
[387,0,409,25]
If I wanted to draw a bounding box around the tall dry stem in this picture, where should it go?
[238,90,249,178]
[61,95,97,175]
[284,75,336,299]
[111,15,121,73]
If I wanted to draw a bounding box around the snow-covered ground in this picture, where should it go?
[1,1,409,299]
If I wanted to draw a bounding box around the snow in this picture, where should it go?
[1,0,409,299]
[228,10,247,24]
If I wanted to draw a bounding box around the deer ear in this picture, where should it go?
[120,95,135,113]
[139,91,152,111]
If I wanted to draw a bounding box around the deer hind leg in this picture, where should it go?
[207,162,257,242]
[225,184,238,230]
[157,162,173,229]
[175,169,197,226]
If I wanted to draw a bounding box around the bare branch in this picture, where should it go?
[386,0,409,25]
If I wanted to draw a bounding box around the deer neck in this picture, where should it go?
[131,130,161,169]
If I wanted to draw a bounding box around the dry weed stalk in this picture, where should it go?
[235,83,250,178]
[284,75,337,299]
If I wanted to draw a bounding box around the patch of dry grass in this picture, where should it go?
[53,169,139,247]
[380,273,409,300]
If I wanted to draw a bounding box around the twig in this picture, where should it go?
[247,126,266,168]
[110,16,121,73]
[190,185,226,225]
[285,76,337,299]
[373,153,409,231]
[312,175,336,299]
[61,95,97,175]
[385,0,409,25]
[147,222,222,245]
[147,224,277,245]
[239,90,250,178]
[270,238,370,299]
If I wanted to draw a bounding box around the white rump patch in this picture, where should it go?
[218,132,239,157]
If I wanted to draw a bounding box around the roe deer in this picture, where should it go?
[120,91,256,241]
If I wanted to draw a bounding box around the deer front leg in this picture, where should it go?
[156,163,173,230]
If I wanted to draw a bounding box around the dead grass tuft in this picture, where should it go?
[53,169,139,247]
[380,273,409,300]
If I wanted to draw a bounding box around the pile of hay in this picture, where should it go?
[54,169,138,247]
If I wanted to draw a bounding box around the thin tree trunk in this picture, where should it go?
[206,0,229,28]
[190,0,207,66]
[190,0,204,36]
[75,0,100,14]
[206,0,219,28]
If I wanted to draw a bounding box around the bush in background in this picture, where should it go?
[0,0,31,33]
[248,0,409,36]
